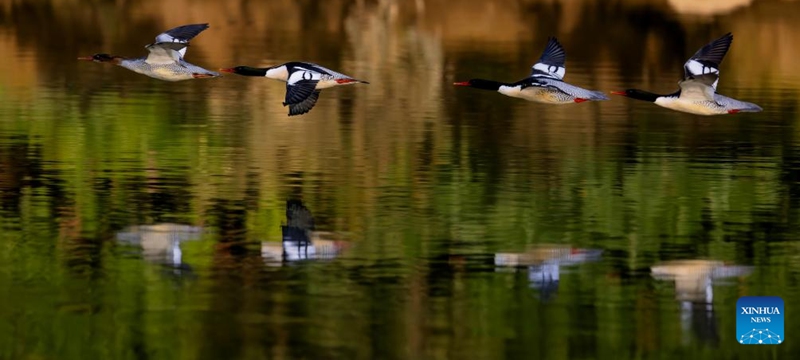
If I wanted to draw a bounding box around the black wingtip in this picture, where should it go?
[162,23,211,41]
[175,23,209,29]
[537,36,566,66]
[287,107,312,116]
[690,32,734,66]
[545,37,563,54]
[288,108,311,116]
[715,32,733,46]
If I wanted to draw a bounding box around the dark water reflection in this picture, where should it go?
[651,260,755,347]
[116,223,204,269]
[495,245,604,301]
[1,0,800,359]
[261,200,350,266]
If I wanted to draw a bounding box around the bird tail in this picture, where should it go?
[738,101,763,112]
[589,90,610,101]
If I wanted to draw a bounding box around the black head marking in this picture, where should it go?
[226,66,268,76]
[92,53,116,62]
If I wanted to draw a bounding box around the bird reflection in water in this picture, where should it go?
[261,200,349,266]
[494,245,602,300]
[115,223,204,274]
[651,260,754,345]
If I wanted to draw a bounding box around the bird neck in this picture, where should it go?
[237,66,269,77]
[469,79,510,91]
[625,89,667,102]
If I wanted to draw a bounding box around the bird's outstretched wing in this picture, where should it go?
[284,79,320,106]
[148,23,210,58]
[287,91,321,116]
[530,37,567,80]
[683,33,733,91]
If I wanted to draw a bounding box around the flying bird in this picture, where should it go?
[78,23,219,81]
[220,62,368,116]
[611,33,761,115]
[453,37,608,104]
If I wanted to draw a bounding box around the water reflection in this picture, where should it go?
[651,260,754,345]
[495,245,602,300]
[261,200,349,266]
[115,223,204,271]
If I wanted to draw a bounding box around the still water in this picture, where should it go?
[1,0,798,359]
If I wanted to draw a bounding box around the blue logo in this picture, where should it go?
[737,296,784,345]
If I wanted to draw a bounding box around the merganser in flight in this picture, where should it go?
[219,62,368,116]
[453,37,608,104]
[78,24,219,81]
[610,33,762,115]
